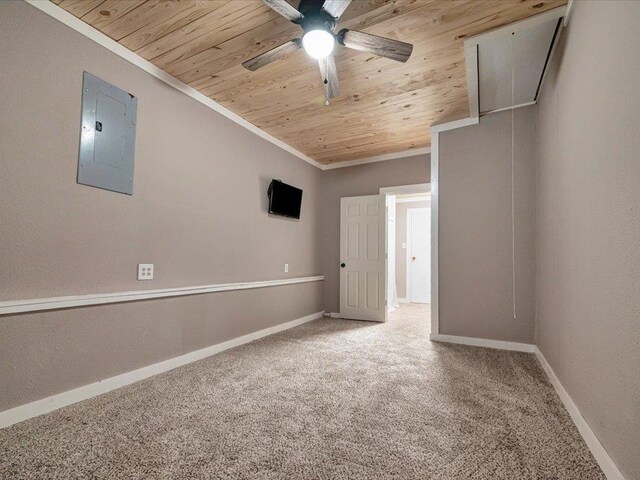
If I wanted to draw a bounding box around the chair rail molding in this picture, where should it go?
[0,276,325,316]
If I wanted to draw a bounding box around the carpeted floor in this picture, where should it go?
[0,304,604,479]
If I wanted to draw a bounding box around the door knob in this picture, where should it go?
[412,256,416,261]
[341,263,346,268]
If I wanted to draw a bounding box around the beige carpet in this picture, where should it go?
[0,304,603,479]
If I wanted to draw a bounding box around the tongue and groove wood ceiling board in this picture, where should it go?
[52,0,566,165]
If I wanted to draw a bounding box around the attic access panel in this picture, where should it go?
[78,72,137,195]
[464,7,564,116]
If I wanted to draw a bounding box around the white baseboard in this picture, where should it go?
[397,297,409,304]
[429,333,536,353]
[1,318,626,479]
[430,332,624,479]
[534,348,625,480]
[0,311,324,429]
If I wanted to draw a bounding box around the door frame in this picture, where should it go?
[379,183,437,334]
[386,196,397,314]
[406,207,430,304]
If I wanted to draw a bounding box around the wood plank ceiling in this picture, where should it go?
[53,0,566,165]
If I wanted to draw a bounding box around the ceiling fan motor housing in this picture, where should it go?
[299,9,337,35]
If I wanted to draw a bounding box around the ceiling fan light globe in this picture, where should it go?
[302,30,335,59]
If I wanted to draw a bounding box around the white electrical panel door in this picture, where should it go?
[78,72,137,195]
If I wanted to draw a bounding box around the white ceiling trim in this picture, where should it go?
[321,147,431,170]
[25,1,434,172]
[563,0,575,27]
[24,0,326,170]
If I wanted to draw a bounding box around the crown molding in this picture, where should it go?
[24,0,326,170]
[26,1,433,173]
[321,147,431,170]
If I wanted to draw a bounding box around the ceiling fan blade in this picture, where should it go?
[339,29,413,63]
[242,39,301,71]
[263,0,303,22]
[321,0,351,19]
[318,54,340,101]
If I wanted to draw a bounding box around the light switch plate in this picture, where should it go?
[284,263,289,273]
[137,263,154,280]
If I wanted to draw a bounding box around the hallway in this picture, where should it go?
[389,302,431,334]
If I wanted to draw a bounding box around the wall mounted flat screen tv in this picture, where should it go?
[268,179,303,219]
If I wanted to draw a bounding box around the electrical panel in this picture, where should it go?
[78,72,137,195]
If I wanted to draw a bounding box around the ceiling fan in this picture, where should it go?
[242,0,414,104]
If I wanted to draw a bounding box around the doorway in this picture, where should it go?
[380,184,431,320]
[337,184,431,324]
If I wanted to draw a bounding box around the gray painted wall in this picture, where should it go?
[1,284,322,411]
[534,2,640,477]
[7,8,638,477]
[0,1,430,412]
[0,1,323,410]
[320,156,431,313]
[439,108,537,343]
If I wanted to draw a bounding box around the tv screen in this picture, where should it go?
[268,180,303,219]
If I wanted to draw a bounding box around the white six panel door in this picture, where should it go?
[339,195,386,322]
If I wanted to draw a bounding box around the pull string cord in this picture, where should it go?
[511,36,517,320]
